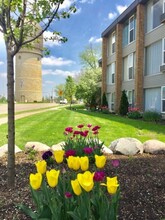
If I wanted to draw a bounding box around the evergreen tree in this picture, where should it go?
[119,90,129,116]
[102,92,108,107]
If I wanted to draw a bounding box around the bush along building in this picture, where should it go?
[101,0,165,116]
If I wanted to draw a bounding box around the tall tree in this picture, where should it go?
[0,0,76,187]
[76,45,101,105]
[65,76,76,108]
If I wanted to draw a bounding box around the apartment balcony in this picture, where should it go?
[160,13,165,23]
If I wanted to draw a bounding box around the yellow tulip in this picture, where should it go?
[71,179,82,196]
[67,156,80,170]
[79,156,89,171]
[101,176,119,195]
[77,171,94,192]
[53,150,65,164]
[95,155,106,168]
[35,160,47,174]
[46,169,60,188]
[30,173,42,190]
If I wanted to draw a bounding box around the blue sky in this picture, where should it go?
[0,0,134,98]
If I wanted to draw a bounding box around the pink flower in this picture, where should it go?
[77,124,84,128]
[83,147,93,154]
[65,127,73,133]
[65,149,76,158]
[65,192,72,198]
[87,124,92,128]
[93,171,105,182]
[112,159,120,168]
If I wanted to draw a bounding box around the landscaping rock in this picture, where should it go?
[0,144,22,157]
[109,137,143,156]
[143,140,165,154]
[101,145,113,155]
[25,142,50,152]
[51,141,65,151]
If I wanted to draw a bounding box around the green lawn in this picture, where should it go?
[0,108,165,149]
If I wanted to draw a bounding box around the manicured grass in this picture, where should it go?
[0,108,165,149]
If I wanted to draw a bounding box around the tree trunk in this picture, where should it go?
[7,51,15,188]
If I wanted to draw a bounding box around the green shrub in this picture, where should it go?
[127,107,142,119]
[101,92,108,107]
[143,110,162,123]
[119,90,129,116]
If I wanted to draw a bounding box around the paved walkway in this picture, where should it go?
[0,105,63,125]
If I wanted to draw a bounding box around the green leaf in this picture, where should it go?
[16,204,39,219]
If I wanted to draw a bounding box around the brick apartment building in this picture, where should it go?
[101,0,165,115]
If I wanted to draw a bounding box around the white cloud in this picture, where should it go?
[43,69,77,77]
[42,56,75,66]
[59,0,76,10]
[89,36,102,44]
[116,5,128,14]
[43,31,62,47]
[108,12,117,20]
[80,0,95,3]
[0,61,4,65]
[0,72,7,78]
[44,80,54,84]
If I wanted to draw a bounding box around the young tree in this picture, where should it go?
[55,84,65,101]
[65,76,76,108]
[76,45,101,105]
[0,0,76,187]
[119,90,129,116]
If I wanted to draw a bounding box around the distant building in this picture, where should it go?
[15,24,43,102]
[101,0,165,115]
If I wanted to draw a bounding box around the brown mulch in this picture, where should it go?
[0,152,165,220]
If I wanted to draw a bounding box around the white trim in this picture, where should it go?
[162,38,165,65]
[111,62,115,84]
[111,32,116,54]
[163,0,165,13]
[128,15,135,43]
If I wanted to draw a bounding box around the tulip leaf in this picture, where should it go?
[16,204,39,219]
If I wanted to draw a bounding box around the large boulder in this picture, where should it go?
[0,144,22,157]
[51,141,65,151]
[143,140,165,154]
[109,138,143,156]
[25,142,50,152]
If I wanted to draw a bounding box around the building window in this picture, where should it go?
[127,90,133,107]
[128,53,134,80]
[163,0,165,13]
[129,16,135,43]
[152,0,162,29]
[145,40,162,75]
[111,62,115,84]
[163,38,165,64]
[111,32,116,54]
[161,86,165,112]
[110,92,115,111]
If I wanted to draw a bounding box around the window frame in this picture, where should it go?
[161,86,165,113]
[128,15,135,43]
[163,38,165,65]
[110,92,115,111]
[163,0,165,13]
[111,32,116,54]
[127,90,133,107]
[127,53,134,80]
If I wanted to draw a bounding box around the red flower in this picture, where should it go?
[83,147,93,154]
[111,159,120,168]
[73,130,80,135]
[92,126,101,131]
[65,149,76,158]
[93,171,105,182]
[65,127,73,133]
[87,124,92,128]
[93,130,99,135]
[77,124,84,128]
[65,192,72,198]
